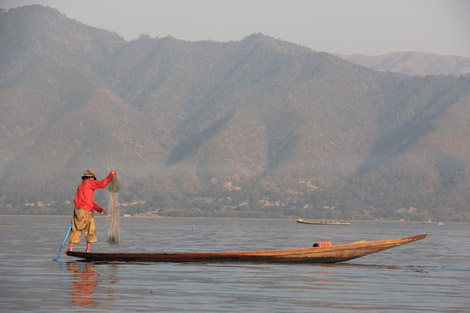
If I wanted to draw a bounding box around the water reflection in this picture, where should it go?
[66,262,121,309]
[68,262,98,306]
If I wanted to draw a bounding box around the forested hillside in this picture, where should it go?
[1,5,469,221]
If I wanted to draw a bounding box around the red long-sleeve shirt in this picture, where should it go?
[74,173,114,213]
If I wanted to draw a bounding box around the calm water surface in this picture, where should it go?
[0,216,469,312]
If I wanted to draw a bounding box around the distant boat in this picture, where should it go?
[66,234,426,263]
[420,220,444,225]
[297,219,350,225]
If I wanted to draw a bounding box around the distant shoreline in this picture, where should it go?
[0,214,467,224]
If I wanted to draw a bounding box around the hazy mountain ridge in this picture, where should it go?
[1,5,469,221]
[336,52,470,76]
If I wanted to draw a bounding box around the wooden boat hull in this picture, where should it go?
[297,219,351,225]
[66,234,426,263]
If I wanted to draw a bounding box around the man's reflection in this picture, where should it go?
[68,262,97,306]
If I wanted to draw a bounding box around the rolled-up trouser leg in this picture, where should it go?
[69,208,97,243]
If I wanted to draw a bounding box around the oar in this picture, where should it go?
[54,220,72,261]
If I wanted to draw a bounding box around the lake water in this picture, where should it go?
[0,216,469,312]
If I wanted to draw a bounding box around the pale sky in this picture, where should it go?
[2,0,469,57]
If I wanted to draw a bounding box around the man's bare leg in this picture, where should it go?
[68,242,73,251]
[86,242,91,253]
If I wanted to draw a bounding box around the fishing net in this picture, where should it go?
[107,175,120,245]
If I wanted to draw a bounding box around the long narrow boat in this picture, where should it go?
[66,234,426,263]
[297,219,350,225]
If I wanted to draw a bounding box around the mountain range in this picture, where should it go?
[1,5,469,221]
[336,52,470,76]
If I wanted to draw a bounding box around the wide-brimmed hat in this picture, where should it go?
[82,170,96,179]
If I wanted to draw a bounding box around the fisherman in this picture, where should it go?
[68,169,116,252]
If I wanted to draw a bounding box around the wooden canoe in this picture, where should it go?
[66,234,426,263]
[297,219,350,225]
